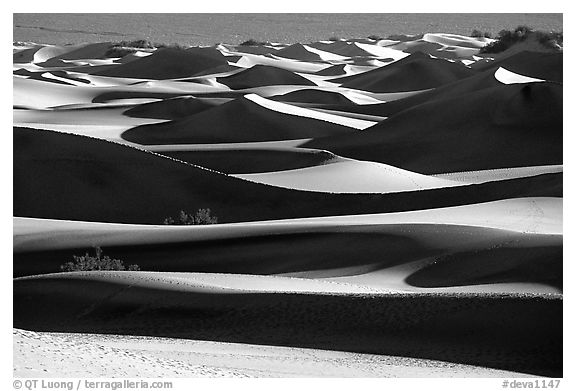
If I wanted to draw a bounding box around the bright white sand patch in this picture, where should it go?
[233,52,330,73]
[244,94,376,129]
[13,329,249,377]
[494,67,546,84]
[18,270,388,295]
[301,45,349,62]
[353,42,410,60]
[14,329,527,378]
[13,198,562,253]
[14,108,167,142]
[14,76,228,109]
[39,72,89,86]
[234,158,460,193]
[322,257,561,295]
[142,138,313,152]
[422,33,493,49]
[433,165,562,183]
[302,107,387,122]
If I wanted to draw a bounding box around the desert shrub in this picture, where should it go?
[367,34,384,41]
[155,43,188,50]
[163,209,218,225]
[535,30,563,49]
[479,25,562,54]
[60,247,140,272]
[104,46,137,58]
[328,36,340,41]
[239,38,268,46]
[115,39,154,49]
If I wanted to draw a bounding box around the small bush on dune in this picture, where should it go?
[367,34,384,41]
[60,247,140,272]
[163,209,218,225]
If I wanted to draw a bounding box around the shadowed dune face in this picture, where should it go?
[123,97,218,120]
[270,89,355,105]
[121,96,356,144]
[217,64,317,89]
[472,51,562,82]
[95,48,229,79]
[154,148,338,174]
[304,82,562,174]
[331,52,476,92]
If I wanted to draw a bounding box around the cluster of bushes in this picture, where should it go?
[105,39,189,58]
[479,25,563,54]
[163,208,218,225]
[60,247,140,272]
[239,38,269,46]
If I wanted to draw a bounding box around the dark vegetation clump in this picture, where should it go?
[105,46,137,58]
[367,34,384,41]
[479,25,562,54]
[239,39,268,46]
[105,39,155,58]
[60,247,140,272]
[470,29,492,38]
[163,209,219,225]
[155,43,189,50]
[115,39,155,49]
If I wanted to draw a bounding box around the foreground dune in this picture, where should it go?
[15,328,531,377]
[14,272,561,376]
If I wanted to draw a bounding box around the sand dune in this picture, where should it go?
[14,197,562,252]
[121,95,358,145]
[14,127,562,225]
[154,147,339,174]
[270,88,356,105]
[15,328,528,377]
[234,158,461,193]
[304,82,562,173]
[13,273,562,376]
[331,51,476,92]
[95,47,229,79]
[472,51,562,82]
[217,64,317,89]
[123,96,218,120]
[14,197,561,290]
[13,32,563,378]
